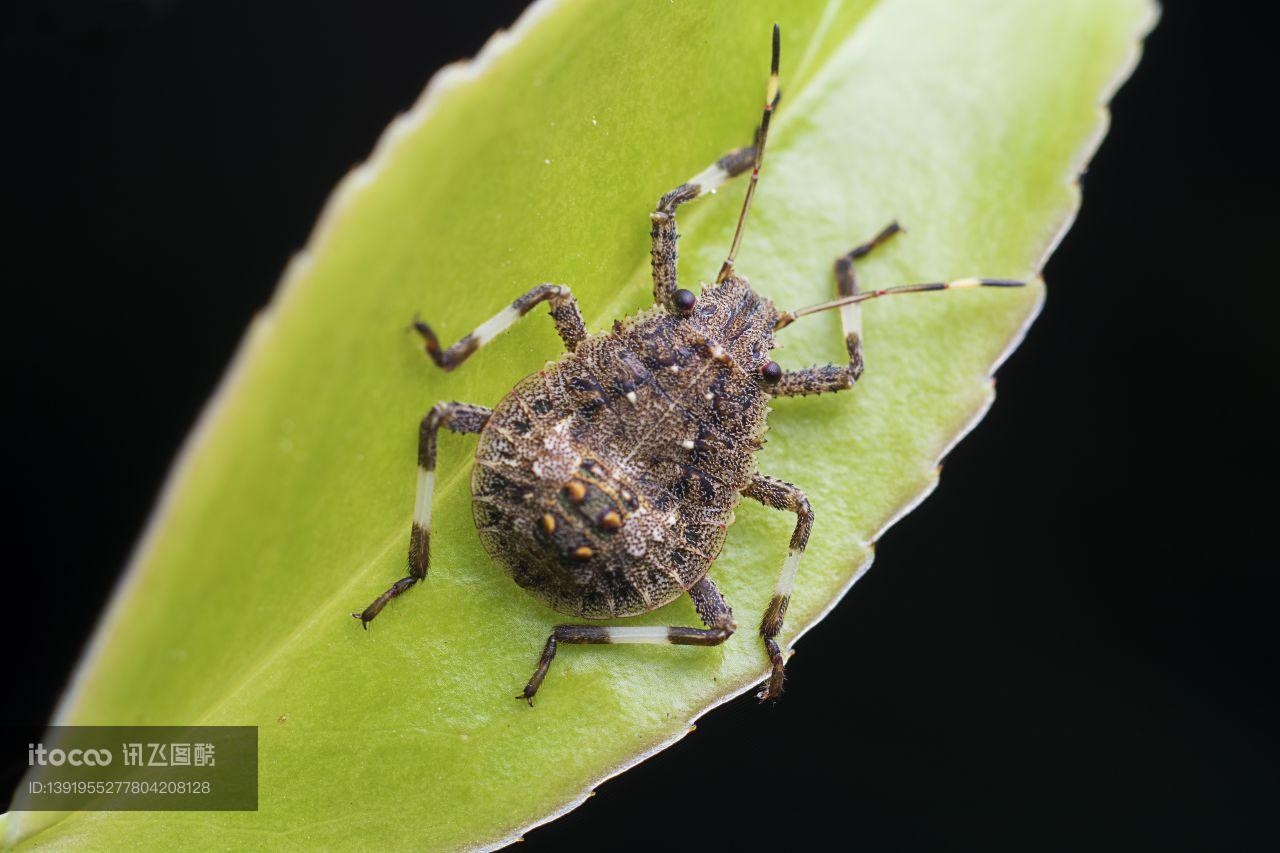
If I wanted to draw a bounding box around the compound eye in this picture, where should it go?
[760,361,783,384]
[672,289,697,314]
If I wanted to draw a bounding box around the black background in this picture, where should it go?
[4,1,1276,849]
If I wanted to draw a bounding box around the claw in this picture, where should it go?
[412,320,441,355]
[756,672,785,703]
[756,637,787,701]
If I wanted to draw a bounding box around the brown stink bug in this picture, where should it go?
[352,25,1023,703]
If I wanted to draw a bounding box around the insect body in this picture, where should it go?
[472,279,771,624]
[353,26,1023,703]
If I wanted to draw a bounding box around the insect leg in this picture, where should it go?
[742,474,813,702]
[518,576,737,705]
[834,221,902,381]
[770,222,903,397]
[650,144,756,309]
[352,401,492,627]
[413,283,587,371]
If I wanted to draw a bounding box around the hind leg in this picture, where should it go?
[518,576,737,705]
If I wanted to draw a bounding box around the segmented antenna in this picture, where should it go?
[716,24,782,284]
[774,278,1027,329]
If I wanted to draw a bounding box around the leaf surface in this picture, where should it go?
[7,0,1155,848]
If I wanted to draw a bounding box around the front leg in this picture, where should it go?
[835,221,902,381]
[742,474,813,701]
[414,283,587,371]
[650,144,756,309]
[772,222,902,397]
[352,401,491,626]
[772,223,1020,397]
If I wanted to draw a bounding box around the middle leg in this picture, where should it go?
[414,283,587,372]
[742,473,813,702]
[352,401,491,627]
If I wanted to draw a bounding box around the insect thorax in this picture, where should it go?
[470,276,778,619]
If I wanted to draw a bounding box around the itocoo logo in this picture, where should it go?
[28,743,113,766]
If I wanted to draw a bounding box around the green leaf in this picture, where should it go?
[7,0,1155,848]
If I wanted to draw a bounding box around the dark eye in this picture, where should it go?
[760,361,783,384]
[673,289,696,313]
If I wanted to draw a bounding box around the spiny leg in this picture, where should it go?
[769,222,902,397]
[651,144,756,310]
[518,575,737,705]
[772,237,1022,398]
[352,401,491,627]
[835,221,903,382]
[414,283,587,371]
[742,474,813,702]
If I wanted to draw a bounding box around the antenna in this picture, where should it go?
[716,24,781,284]
[774,278,1027,329]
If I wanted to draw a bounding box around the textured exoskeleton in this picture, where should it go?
[353,25,1023,703]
